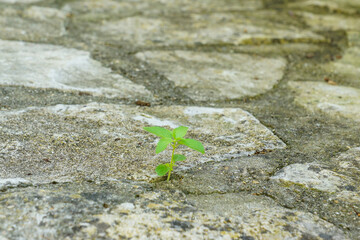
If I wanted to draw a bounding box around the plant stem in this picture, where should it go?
[167,143,176,182]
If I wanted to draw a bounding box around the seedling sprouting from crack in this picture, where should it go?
[144,126,205,181]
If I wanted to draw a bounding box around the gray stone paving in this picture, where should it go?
[0,0,359,239]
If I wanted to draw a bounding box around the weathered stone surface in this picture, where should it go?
[323,47,360,86]
[0,6,66,41]
[170,155,280,194]
[297,12,360,31]
[0,103,285,182]
[135,51,287,101]
[0,0,40,3]
[97,192,346,240]
[0,180,144,239]
[90,13,325,47]
[289,0,360,14]
[0,178,31,191]
[333,147,360,182]
[288,81,360,122]
[67,0,262,18]
[271,162,357,193]
[348,31,360,47]
[0,181,346,239]
[0,40,151,99]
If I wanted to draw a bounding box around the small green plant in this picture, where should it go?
[143,126,205,181]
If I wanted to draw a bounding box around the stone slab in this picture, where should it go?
[323,47,360,86]
[288,81,360,122]
[0,40,152,99]
[97,191,346,240]
[90,13,325,47]
[271,162,357,193]
[135,50,287,101]
[0,180,346,239]
[66,0,262,17]
[348,31,360,47]
[0,6,66,41]
[0,103,285,182]
[297,12,360,31]
[334,147,360,182]
[289,0,360,15]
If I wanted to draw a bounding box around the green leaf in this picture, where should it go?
[155,164,169,176]
[173,154,186,162]
[155,138,173,154]
[173,126,188,139]
[144,126,173,139]
[179,138,205,154]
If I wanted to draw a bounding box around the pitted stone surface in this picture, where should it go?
[136,51,287,100]
[0,181,347,240]
[271,162,356,193]
[1,0,360,238]
[90,13,325,47]
[95,191,346,240]
[0,6,66,40]
[288,81,360,122]
[0,180,143,240]
[0,40,152,99]
[333,147,360,182]
[0,103,285,182]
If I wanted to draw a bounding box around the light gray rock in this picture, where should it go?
[135,50,287,101]
[288,81,360,122]
[271,162,356,193]
[0,181,347,240]
[0,6,66,40]
[0,40,152,99]
[0,103,285,182]
[0,180,141,240]
[97,191,346,240]
[90,13,325,47]
[0,178,31,191]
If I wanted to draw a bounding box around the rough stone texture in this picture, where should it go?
[66,0,263,18]
[1,0,360,239]
[323,47,360,86]
[333,147,360,183]
[271,162,357,193]
[89,13,325,47]
[0,40,152,99]
[95,190,346,240]
[289,0,360,14]
[136,51,287,101]
[298,12,360,31]
[0,6,67,41]
[0,180,347,239]
[348,31,360,47]
[268,149,360,238]
[0,180,145,239]
[0,103,285,182]
[288,81,360,122]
